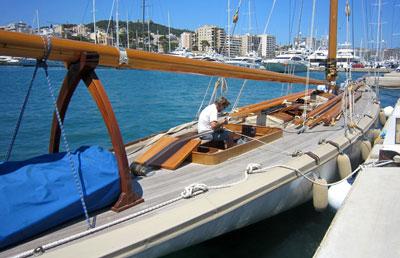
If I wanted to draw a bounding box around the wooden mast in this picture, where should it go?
[0,30,325,85]
[327,0,338,87]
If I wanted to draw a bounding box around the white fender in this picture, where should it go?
[360,140,372,161]
[328,180,352,210]
[337,153,351,179]
[313,178,328,212]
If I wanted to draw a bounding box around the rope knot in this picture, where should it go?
[181,183,208,199]
[246,163,261,174]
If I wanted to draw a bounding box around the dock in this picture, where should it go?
[314,99,400,258]
[314,167,400,258]
[309,66,393,73]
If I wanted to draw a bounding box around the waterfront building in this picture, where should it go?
[259,34,276,58]
[180,32,193,50]
[4,21,32,34]
[240,34,261,56]
[195,25,225,52]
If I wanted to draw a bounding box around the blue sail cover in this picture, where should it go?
[0,146,120,249]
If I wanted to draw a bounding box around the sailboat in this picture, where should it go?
[0,0,379,257]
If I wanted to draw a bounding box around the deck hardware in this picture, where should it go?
[33,246,44,255]
[291,150,304,157]
[326,140,343,154]
[305,151,321,165]
[118,47,128,65]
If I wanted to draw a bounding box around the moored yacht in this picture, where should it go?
[336,43,361,68]
[307,48,328,67]
[262,50,308,73]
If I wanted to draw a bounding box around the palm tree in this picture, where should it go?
[200,40,210,52]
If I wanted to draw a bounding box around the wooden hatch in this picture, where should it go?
[191,124,282,165]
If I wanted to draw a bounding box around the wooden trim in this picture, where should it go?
[0,30,326,85]
[192,127,282,165]
[231,90,313,118]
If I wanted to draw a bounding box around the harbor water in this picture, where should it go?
[1,66,399,257]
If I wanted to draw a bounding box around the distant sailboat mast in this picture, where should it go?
[126,11,130,48]
[168,11,171,53]
[36,10,40,34]
[116,0,120,47]
[92,0,97,44]
[148,19,151,51]
[227,0,231,57]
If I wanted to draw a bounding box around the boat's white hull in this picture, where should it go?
[47,107,378,258]
[366,76,400,89]
[263,62,308,73]
[133,139,365,258]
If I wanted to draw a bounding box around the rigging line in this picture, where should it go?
[288,0,298,46]
[256,0,276,54]
[231,79,248,112]
[195,77,214,119]
[350,0,355,80]
[106,0,117,36]
[4,63,39,161]
[301,0,316,124]
[295,0,304,46]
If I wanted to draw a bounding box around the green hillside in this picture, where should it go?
[85,20,193,36]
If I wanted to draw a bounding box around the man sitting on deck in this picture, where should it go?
[198,97,233,148]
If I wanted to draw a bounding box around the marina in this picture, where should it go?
[1,0,400,257]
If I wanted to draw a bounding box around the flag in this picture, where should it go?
[233,9,239,23]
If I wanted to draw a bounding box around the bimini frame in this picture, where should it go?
[0,30,326,212]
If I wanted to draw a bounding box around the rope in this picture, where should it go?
[4,63,39,161]
[301,0,317,124]
[231,80,248,112]
[40,35,93,229]
[195,77,214,119]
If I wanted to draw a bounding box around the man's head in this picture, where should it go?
[215,97,230,112]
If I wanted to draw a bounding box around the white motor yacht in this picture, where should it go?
[263,50,308,73]
[336,43,361,68]
[225,52,263,69]
[307,48,328,67]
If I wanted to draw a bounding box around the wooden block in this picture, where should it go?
[161,139,201,170]
[135,136,178,165]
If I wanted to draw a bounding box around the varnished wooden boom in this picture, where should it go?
[0,30,326,85]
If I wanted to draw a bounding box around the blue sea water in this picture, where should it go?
[1,65,399,257]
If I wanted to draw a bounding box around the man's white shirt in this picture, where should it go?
[198,104,218,133]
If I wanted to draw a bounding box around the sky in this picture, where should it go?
[2,0,400,48]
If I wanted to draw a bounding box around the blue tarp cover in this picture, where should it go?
[0,146,120,249]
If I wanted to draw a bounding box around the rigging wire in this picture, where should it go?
[195,77,214,119]
[4,63,39,161]
[301,0,317,124]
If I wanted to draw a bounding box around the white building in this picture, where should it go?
[195,25,224,52]
[259,34,276,58]
[180,32,193,50]
[240,34,261,56]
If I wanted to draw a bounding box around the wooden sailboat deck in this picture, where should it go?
[1,89,378,258]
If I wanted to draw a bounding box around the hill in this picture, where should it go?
[85,20,193,36]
